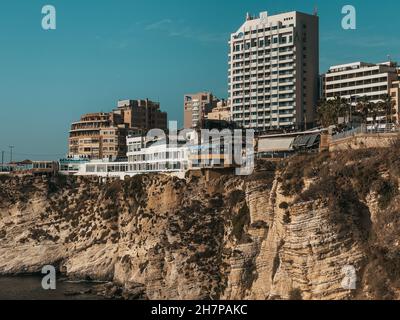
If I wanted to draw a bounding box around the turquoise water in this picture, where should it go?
[0,276,105,300]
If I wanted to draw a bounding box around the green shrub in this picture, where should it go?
[283,212,291,224]
[372,179,398,210]
[289,288,303,300]
[232,203,250,241]
[279,202,289,210]
[105,180,122,200]
[228,190,246,206]
[48,174,67,194]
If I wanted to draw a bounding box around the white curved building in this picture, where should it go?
[75,135,189,179]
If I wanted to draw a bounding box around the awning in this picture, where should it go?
[292,134,320,149]
[258,137,295,153]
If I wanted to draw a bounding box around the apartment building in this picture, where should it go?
[69,99,167,160]
[114,99,168,131]
[229,10,320,132]
[390,80,400,123]
[323,61,399,103]
[69,112,140,160]
[207,100,232,122]
[126,136,189,172]
[184,92,219,128]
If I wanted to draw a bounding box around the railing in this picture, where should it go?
[332,126,364,141]
[332,124,400,141]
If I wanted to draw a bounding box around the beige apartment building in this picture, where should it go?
[114,99,168,131]
[184,92,219,128]
[390,80,400,123]
[323,61,399,125]
[229,11,320,132]
[69,99,167,160]
[207,100,232,122]
[69,113,139,160]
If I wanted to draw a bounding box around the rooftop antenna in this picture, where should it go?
[387,54,392,62]
[313,5,318,16]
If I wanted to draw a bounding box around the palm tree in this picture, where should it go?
[381,94,395,128]
[317,99,336,128]
[317,97,348,128]
[369,101,380,131]
[356,96,371,125]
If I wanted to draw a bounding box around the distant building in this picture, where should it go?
[323,61,400,127]
[69,112,140,160]
[390,80,400,123]
[229,10,320,132]
[69,99,167,160]
[184,92,219,129]
[207,100,232,122]
[2,160,59,176]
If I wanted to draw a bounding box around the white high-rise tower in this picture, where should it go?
[228,11,319,132]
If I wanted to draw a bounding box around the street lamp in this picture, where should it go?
[9,146,14,163]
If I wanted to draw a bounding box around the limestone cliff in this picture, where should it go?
[1,147,400,300]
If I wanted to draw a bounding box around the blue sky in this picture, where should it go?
[0,0,399,160]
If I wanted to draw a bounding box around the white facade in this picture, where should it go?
[76,136,189,179]
[229,11,319,132]
[324,61,398,103]
[126,136,189,173]
[59,156,90,175]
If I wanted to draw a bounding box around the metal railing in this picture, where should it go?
[332,124,400,141]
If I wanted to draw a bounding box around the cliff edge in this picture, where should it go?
[1,147,400,300]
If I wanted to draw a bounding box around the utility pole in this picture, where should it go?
[9,146,14,163]
[1,151,4,171]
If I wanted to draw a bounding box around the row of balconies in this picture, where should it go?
[326,91,389,100]
[233,84,295,91]
[326,85,388,96]
[326,66,381,81]
[232,73,295,83]
[232,103,295,111]
[232,98,296,106]
[232,40,295,52]
[233,119,295,126]
[232,90,295,97]
[326,79,388,91]
[231,61,295,74]
[232,48,295,60]
[232,80,295,89]
[231,55,294,67]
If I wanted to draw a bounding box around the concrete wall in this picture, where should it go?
[329,133,399,152]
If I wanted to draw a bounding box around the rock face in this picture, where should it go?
[1,148,400,300]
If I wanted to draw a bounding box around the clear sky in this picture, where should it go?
[0,0,399,160]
